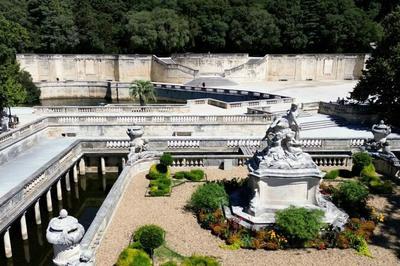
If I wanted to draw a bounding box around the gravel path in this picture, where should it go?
[96,167,400,266]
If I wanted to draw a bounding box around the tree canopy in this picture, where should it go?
[351,7,400,125]
[0,0,394,55]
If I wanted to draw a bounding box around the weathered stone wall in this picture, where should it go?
[17,53,367,84]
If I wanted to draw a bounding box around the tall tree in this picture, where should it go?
[351,8,400,124]
[28,0,79,53]
[228,7,280,54]
[126,8,190,54]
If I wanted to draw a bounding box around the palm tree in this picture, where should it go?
[129,80,156,106]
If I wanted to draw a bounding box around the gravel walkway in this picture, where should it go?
[96,167,400,266]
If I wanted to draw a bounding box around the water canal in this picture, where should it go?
[0,172,118,266]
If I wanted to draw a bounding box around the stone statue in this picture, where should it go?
[126,126,160,165]
[46,209,85,266]
[249,104,315,172]
[371,120,391,149]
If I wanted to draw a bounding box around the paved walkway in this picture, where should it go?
[0,138,77,199]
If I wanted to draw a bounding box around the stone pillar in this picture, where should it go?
[56,180,62,200]
[20,212,28,240]
[46,189,53,212]
[79,158,86,175]
[34,200,42,225]
[121,157,126,168]
[73,164,78,183]
[65,172,71,192]
[100,157,106,175]
[3,227,12,258]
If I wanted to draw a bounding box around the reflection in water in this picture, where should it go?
[0,172,118,266]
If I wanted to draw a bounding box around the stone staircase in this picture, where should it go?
[300,116,346,131]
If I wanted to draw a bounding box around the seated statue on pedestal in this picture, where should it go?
[248,104,316,172]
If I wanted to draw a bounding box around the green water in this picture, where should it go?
[0,172,118,266]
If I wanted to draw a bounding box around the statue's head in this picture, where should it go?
[290,103,298,112]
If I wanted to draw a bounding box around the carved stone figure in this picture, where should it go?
[249,103,316,173]
[226,105,348,230]
[46,209,85,266]
[126,126,160,165]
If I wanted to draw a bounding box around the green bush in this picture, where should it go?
[275,206,324,244]
[360,164,378,182]
[160,153,173,166]
[182,255,220,266]
[352,152,372,175]
[332,181,369,216]
[148,163,171,180]
[188,182,228,211]
[185,169,205,181]
[174,171,186,179]
[369,179,393,194]
[116,248,152,266]
[135,225,165,253]
[324,169,339,180]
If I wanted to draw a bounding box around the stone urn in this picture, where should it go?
[46,209,85,266]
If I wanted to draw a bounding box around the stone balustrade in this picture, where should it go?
[47,114,270,125]
[34,104,189,114]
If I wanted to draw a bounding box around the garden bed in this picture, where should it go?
[96,167,400,266]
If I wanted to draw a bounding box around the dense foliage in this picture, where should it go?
[351,7,400,125]
[188,182,228,211]
[181,255,220,266]
[116,248,152,266]
[352,152,373,175]
[275,206,324,244]
[323,169,339,180]
[332,181,369,216]
[135,225,165,253]
[1,0,396,55]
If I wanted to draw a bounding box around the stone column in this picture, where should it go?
[46,189,53,212]
[73,164,78,183]
[100,157,106,175]
[78,158,86,175]
[3,227,12,258]
[34,200,42,225]
[56,180,62,201]
[121,157,126,168]
[20,212,28,240]
[65,172,71,192]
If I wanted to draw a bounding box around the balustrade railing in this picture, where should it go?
[34,105,188,114]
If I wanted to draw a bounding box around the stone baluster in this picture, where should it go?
[20,212,28,240]
[3,227,12,258]
[46,189,53,212]
[79,158,86,175]
[34,200,42,225]
[65,172,71,192]
[56,180,63,200]
[100,157,106,175]
[73,164,78,183]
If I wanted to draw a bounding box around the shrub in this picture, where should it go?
[185,169,205,181]
[324,169,339,180]
[116,248,152,266]
[182,255,220,266]
[174,171,186,179]
[148,163,171,179]
[352,152,372,175]
[360,164,378,182]
[332,181,369,216]
[369,179,393,194]
[160,153,173,166]
[275,206,324,244]
[188,182,228,211]
[136,225,165,253]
